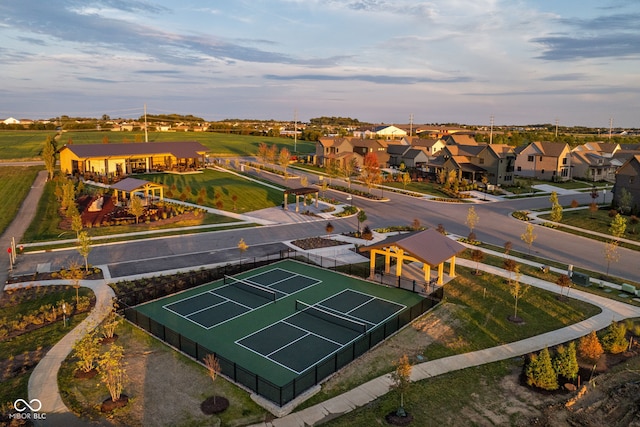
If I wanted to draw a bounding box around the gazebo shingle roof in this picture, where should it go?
[361,229,466,267]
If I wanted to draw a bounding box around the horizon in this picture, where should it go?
[2,1,639,128]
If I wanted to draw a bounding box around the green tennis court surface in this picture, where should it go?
[132,260,429,404]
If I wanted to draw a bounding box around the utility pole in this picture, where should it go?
[144,104,149,142]
[489,115,494,144]
[555,118,559,139]
[409,113,414,137]
[609,117,613,140]
[294,109,298,153]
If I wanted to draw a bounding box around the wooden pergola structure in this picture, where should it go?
[283,187,319,212]
[111,177,165,204]
[360,229,466,285]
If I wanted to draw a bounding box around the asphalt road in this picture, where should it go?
[9,166,640,284]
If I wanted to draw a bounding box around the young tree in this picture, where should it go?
[603,240,620,277]
[401,172,411,190]
[588,201,598,219]
[101,305,121,341]
[617,187,633,214]
[609,213,627,240]
[509,266,529,321]
[437,169,447,185]
[257,142,269,165]
[520,223,537,255]
[325,222,334,234]
[203,353,221,405]
[503,258,517,284]
[42,136,57,180]
[549,191,563,222]
[465,206,479,235]
[470,249,484,275]
[60,261,84,306]
[326,156,340,185]
[601,321,629,354]
[556,274,573,299]
[578,331,603,363]
[97,344,128,404]
[267,144,278,165]
[390,354,412,417]
[73,328,101,375]
[553,342,579,381]
[77,231,92,272]
[525,348,558,390]
[278,147,291,178]
[341,157,358,189]
[237,238,249,262]
[436,224,446,235]
[71,211,83,237]
[503,241,512,258]
[360,152,382,194]
[129,196,144,224]
[357,209,367,236]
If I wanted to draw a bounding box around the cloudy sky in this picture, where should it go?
[1,0,639,127]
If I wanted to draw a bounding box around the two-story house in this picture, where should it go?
[613,155,640,214]
[513,141,572,181]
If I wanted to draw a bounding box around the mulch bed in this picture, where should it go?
[100,395,129,412]
[385,411,414,426]
[200,396,229,414]
[74,368,98,379]
[290,237,350,250]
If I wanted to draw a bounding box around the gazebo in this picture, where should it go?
[283,187,320,212]
[360,229,466,285]
[111,177,165,205]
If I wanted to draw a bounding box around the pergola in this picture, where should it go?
[360,229,466,285]
[283,187,319,212]
[111,177,165,204]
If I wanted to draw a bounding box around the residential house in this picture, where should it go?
[58,141,209,177]
[351,139,390,167]
[485,144,516,185]
[571,150,619,182]
[402,137,446,156]
[612,155,640,214]
[415,126,468,139]
[2,117,20,125]
[513,141,572,181]
[353,125,407,139]
[443,134,479,146]
[315,137,356,166]
[386,145,429,169]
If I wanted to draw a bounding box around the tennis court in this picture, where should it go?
[237,289,405,374]
[130,260,433,406]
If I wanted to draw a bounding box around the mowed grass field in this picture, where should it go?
[0,130,316,161]
[0,131,55,160]
[138,169,291,213]
[0,166,42,235]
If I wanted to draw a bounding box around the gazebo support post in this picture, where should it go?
[449,256,456,278]
[437,263,444,285]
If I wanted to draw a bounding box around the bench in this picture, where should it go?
[621,283,638,296]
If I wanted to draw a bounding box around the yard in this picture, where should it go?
[539,208,640,243]
[0,131,54,160]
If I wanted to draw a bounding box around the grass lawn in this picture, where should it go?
[384,180,455,198]
[0,286,93,409]
[0,166,43,235]
[539,208,640,243]
[137,169,291,213]
[0,131,55,160]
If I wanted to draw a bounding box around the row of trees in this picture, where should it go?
[525,321,630,391]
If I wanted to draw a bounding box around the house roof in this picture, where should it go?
[59,141,209,159]
[387,144,412,155]
[487,144,515,158]
[360,229,466,267]
[404,149,426,160]
[532,141,569,157]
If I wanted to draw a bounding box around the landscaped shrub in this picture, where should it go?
[525,347,558,390]
[553,342,579,380]
[512,211,530,221]
[601,321,629,354]
[578,331,604,363]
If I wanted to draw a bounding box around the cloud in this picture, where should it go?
[77,76,119,83]
[539,73,589,82]
[264,73,471,84]
[532,12,640,60]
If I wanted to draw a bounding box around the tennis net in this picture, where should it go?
[295,300,367,334]
[224,275,277,302]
